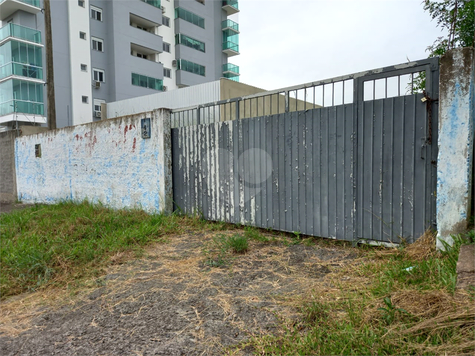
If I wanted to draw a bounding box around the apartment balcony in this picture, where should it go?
[223,63,239,81]
[222,41,239,56]
[0,23,42,45]
[0,99,44,116]
[130,42,162,62]
[0,0,41,21]
[0,62,43,81]
[0,78,45,123]
[140,0,161,9]
[222,0,239,15]
[222,19,239,34]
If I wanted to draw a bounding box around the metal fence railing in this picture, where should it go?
[171,57,438,128]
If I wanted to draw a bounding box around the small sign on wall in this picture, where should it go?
[141,118,151,139]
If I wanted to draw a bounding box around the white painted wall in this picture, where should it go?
[15,109,172,213]
[67,0,93,126]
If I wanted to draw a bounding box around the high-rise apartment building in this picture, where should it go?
[0,0,240,129]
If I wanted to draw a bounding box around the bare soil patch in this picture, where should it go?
[0,230,357,355]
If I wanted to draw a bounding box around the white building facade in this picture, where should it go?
[0,0,240,129]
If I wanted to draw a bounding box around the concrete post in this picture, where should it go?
[154,108,173,214]
[437,47,475,249]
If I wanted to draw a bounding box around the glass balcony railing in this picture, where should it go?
[224,74,239,82]
[222,0,238,10]
[140,0,161,9]
[222,19,239,32]
[223,63,239,81]
[0,62,43,80]
[0,100,44,116]
[0,0,41,7]
[0,23,42,44]
[222,41,239,53]
[223,63,239,74]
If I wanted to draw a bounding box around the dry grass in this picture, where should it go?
[2,206,473,355]
[405,228,438,261]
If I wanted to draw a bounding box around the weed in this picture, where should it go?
[243,226,268,242]
[378,296,409,325]
[226,234,248,254]
[300,300,328,323]
[205,256,226,268]
[201,233,249,268]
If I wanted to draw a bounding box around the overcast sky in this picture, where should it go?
[230,0,446,90]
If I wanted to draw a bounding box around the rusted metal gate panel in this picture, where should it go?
[171,58,439,244]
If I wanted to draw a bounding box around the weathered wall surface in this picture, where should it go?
[15,109,172,214]
[1,126,47,202]
[0,130,18,202]
[437,47,475,249]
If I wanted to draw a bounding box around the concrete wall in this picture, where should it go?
[437,47,475,249]
[0,126,47,202]
[0,130,18,202]
[15,109,172,214]
[220,78,267,100]
[219,79,317,121]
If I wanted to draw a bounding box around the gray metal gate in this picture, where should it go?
[171,58,439,244]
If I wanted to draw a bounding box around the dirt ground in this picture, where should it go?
[0,230,357,356]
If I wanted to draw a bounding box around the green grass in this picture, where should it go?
[226,233,249,254]
[0,201,210,297]
[203,233,250,267]
[245,230,475,355]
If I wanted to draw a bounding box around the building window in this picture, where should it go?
[94,99,105,112]
[79,31,86,40]
[94,99,105,118]
[136,53,148,60]
[175,33,205,52]
[91,37,104,51]
[80,64,87,71]
[82,96,88,103]
[162,16,170,27]
[131,73,163,91]
[78,0,85,7]
[163,42,171,53]
[91,6,102,21]
[176,59,205,76]
[163,68,171,78]
[175,7,205,28]
[93,68,105,82]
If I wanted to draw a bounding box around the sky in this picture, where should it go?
[230,0,446,91]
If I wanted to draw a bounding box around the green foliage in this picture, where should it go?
[226,234,249,254]
[424,0,474,56]
[300,300,329,323]
[246,232,473,355]
[204,233,249,267]
[378,297,409,325]
[413,1,474,92]
[0,201,207,297]
[243,226,269,242]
